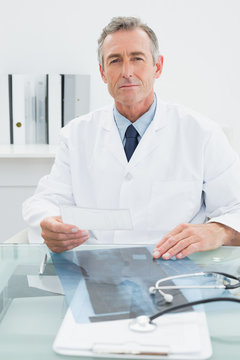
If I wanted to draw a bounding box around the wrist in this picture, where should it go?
[209,222,237,245]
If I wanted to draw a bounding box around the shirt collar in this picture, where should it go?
[113,93,157,142]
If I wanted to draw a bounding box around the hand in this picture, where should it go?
[40,216,89,253]
[153,222,235,260]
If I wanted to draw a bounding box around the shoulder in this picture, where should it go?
[60,103,114,138]
[156,95,222,136]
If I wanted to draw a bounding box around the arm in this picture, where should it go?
[153,126,240,259]
[23,127,89,251]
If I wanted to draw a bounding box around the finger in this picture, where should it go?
[154,223,189,249]
[161,235,198,259]
[153,223,191,258]
[153,235,179,258]
[46,241,80,253]
[160,226,197,258]
[175,242,201,259]
[42,232,89,245]
[42,229,89,242]
[41,217,79,234]
[44,234,89,253]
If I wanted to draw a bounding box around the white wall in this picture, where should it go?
[1,0,240,150]
[0,0,240,240]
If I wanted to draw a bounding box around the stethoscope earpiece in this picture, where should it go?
[162,292,173,303]
[149,286,173,303]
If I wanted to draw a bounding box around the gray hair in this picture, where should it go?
[98,16,159,68]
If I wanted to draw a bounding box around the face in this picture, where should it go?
[99,28,163,109]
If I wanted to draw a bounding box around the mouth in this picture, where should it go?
[119,84,139,89]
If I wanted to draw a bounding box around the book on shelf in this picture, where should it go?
[0,74,11,144]
[24,74,48,144]
[48,74,62,145]
[35,76,48,144]
[11,74,26,145]
[62,74,90,126]
[10,74,48,145]
[3,73,90,146]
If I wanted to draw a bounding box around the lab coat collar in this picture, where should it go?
[101,96,168,131]
[100,96,169,168]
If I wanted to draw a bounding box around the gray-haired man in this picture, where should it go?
[23,17,240,255]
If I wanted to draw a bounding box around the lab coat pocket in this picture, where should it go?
[148,180,201,232]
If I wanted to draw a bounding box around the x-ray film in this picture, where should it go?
[51,246,214,324]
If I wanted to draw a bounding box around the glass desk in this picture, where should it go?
[0,244,240,360]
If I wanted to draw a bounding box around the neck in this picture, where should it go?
[115,92,154,122]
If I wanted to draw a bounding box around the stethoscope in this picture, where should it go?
[149,271,240,304]
[129,271,240,332]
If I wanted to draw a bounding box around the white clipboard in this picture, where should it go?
[53,308,212,359]
[52,246,212,359]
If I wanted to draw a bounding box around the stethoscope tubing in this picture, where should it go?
[149,297,240,322]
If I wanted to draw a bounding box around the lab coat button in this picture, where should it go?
[125,173,133,181]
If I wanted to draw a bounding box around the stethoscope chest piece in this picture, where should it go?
[128,315,157,332]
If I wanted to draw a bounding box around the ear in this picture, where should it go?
[99,64,108,84]
[154,55,164,79]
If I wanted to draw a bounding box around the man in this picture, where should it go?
[23,16,240,257]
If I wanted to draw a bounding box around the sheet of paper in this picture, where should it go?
[27,275,65,295]
[61,206,133,230]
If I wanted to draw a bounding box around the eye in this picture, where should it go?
[132,57,144,62]
[110,58,120,64]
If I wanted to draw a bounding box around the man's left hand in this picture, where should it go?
[153,222,235,260]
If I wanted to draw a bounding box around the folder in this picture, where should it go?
[52,247,212,359]
[0,74,10,144]
[62,74,90,126]
[35,75,47,144]
[11,74,26,145]
[10,74,48,144]
[24,75,36,144]
[48,74,62,145]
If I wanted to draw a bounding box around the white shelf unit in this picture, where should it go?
[0,144,57,158]
[0,145,57,242]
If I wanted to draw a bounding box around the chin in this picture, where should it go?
[118,93,142,105]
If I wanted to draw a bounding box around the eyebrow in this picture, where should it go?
[130,51,146,57]
[106,51,146,61]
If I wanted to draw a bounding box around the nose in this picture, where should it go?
[121,60,133,79]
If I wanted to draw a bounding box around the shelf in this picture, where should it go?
[0,144,57,158]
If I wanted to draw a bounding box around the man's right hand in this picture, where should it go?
[40,216,89,253]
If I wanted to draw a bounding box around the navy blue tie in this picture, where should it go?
[124,125,139,161]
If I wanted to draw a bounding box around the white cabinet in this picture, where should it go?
[0,145,56,242]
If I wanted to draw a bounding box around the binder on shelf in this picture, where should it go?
[10,74,48,145]
[11,74,26,145]
[8,73,90,145]
[0,74,10,144]
[48,74,62,145]
[62,74,90,126]
[35,75,48,144]
[24,75,36,144]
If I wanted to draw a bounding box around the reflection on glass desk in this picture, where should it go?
[0,244,240,360]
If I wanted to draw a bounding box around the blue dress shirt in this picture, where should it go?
[113,94,157,146]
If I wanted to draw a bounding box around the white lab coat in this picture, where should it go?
[23,96,240,244]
